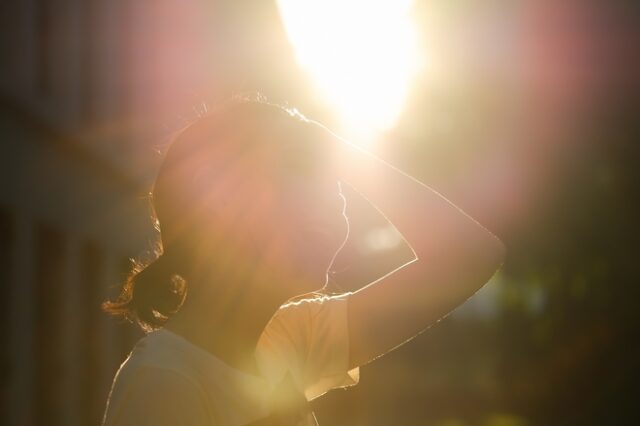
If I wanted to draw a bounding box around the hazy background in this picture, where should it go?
[0,1,638,425]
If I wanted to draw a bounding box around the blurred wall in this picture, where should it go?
[0,1,309,425]
[0,1,153,424]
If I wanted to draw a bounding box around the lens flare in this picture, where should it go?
[277,0,422,142]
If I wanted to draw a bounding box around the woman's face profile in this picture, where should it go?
[277,177,349,287]
[232,173,348,295]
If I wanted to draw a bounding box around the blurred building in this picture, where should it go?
[0,1,310,425]
[0,2,164,425]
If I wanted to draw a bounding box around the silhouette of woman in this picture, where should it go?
[101,100,504,425]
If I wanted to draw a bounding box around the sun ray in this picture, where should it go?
[277,0,422,143]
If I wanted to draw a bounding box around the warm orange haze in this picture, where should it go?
[0,1,636,425]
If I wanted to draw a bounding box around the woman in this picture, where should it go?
[101,100,504,425]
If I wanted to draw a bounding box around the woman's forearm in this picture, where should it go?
[313,124,506,367]
[333,132,505,271]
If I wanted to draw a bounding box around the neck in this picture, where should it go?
[163,277,287,376]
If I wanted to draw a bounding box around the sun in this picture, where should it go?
[277,0,422,143]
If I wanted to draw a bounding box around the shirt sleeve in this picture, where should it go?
[255,292,360,401]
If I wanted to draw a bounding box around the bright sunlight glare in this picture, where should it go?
[277,0,422,142]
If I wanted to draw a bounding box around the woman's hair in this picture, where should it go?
[101,242,188,333]
[102,99,317,333]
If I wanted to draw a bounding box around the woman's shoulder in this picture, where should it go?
[279,291,352,321]
[119,330,194,375]
[103,365,213,425]
[260,291,352,347]
[106,330,208,406]
[281,290,351,309]
[122,364,203,393]
[104,328,219,424]
[256,290,359,402]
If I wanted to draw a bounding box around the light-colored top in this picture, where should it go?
[101,293,360,426]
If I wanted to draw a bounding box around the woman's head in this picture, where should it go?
[103,100,349,331]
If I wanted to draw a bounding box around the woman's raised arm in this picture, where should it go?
[320,125,506,369]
